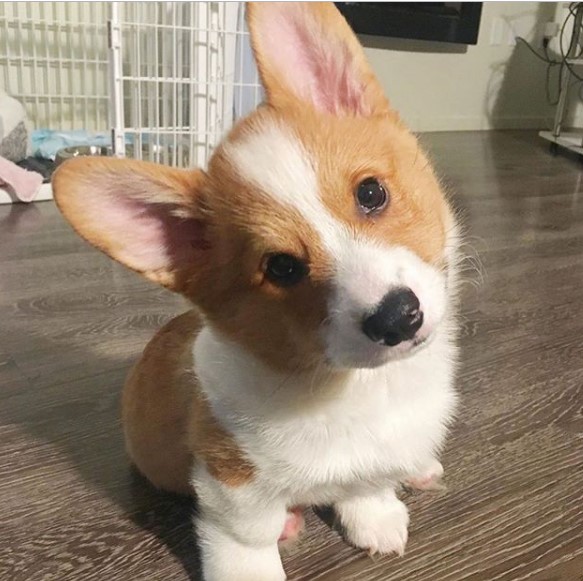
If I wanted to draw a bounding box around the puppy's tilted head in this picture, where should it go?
[53,2,458,373]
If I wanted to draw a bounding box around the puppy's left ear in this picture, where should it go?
[246,1,389,117]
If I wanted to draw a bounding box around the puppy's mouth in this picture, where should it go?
[325,330,436,370]
[369,327,433,352]
[410,332,436,353]
[381,331,434,361]
[370,332,429,349]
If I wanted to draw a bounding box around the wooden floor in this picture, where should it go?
[1,131,582,581]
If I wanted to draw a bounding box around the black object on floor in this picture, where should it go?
[16,157,56,183]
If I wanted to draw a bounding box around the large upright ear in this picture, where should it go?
[52,157,209,292]
[246,2,389,116]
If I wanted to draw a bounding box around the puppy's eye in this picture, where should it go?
[356,178,388,214]
[264,253,308,287]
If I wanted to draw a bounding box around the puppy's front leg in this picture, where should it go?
[335,488,409,556]
[194,470,287,581]
[404,458,445,491]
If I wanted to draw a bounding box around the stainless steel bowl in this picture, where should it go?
[55,145,112,166]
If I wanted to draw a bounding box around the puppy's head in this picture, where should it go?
[53,2,458,372]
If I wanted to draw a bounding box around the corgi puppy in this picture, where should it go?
[53,3,460,580]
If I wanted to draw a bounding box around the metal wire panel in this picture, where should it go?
[112,2,262,169]
[0,2,110,132]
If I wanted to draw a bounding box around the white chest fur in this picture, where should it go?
[193,327,457,506]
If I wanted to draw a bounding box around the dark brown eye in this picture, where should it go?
[264,253,308,287]
[356,178,388,213]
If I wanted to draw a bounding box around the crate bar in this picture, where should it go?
[108,2,125,157]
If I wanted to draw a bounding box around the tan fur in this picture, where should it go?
[294,109,449,266]
[123,310,254,493]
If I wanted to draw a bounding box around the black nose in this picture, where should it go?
[362,288,424,346]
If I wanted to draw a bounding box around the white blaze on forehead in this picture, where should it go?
[224,121,345,255]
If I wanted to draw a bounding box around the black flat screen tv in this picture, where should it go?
[335,3,483,45]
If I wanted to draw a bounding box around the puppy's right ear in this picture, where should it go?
[246,2,389,117]
[53,157,210,292]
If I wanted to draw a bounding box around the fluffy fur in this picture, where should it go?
[52,3,461,580]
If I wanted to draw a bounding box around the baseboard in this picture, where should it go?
[0,182,53,204]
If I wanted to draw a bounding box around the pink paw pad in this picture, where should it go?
[405,461,445,491]
[278,507,305,542]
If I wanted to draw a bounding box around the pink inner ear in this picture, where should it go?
[262,7,369,116]
[88,194,205,274]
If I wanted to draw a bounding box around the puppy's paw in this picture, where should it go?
[336,493,409,556]
[404,459,445,491]
[279,507,305,543]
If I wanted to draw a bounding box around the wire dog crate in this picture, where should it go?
[0,1,261,197]
[111,2,262,167]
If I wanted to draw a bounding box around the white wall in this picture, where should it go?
[363,2,560,132]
